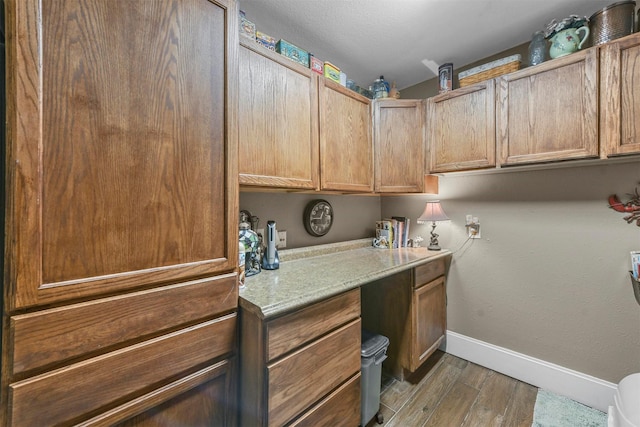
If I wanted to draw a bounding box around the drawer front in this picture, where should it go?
[8,314,236,426]
[267,319,361,427]
[10,274,237,375]
[266,289,360,360]
[289,372,360,427]
[414,258,446,288]
[83,359,235,426]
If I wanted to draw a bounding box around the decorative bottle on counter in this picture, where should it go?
[238,241,246,289]
[528,31,547,66]
[239,221,261,276]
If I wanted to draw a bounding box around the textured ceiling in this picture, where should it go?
[239,0,625,90]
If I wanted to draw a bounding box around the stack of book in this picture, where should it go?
[375,217,411,249]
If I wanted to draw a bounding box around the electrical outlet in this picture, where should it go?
[257,228,264,239]
[468,223,481,238]
[277,230,287,248]
[466,215,481,239]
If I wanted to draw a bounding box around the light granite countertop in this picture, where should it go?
[239,239,452,319]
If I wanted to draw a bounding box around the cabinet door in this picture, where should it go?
[5,0,238,311]
[374,99,426,193]
[319,79,373,192]
[411,277,446,371]
[239,40,319,190]
[497,49,599,165]
[427,81,496,172]
[601,33,640,156]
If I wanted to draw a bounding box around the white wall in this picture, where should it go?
[382,159,640,383]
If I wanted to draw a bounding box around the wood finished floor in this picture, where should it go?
[366,350,538,427]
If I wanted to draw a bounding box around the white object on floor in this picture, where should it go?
[608,373,640,427]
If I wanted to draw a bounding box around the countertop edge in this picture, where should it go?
[239,245,452,320]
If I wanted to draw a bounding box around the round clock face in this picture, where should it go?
[303,199,333,237]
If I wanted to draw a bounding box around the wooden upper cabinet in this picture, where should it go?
[600,32,640,157]
[374,99,425,193]
[427,81,496,172]
[497,49,599,165]
[5,0,238,311]
[238,40,319,190]
[319,79,373,192]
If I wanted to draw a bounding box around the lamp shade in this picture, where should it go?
[417,200,449,223]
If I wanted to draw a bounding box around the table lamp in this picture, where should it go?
[417,200,449,251]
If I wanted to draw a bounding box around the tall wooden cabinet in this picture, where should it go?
[3,0,239,425]
[374,99,426,193]
[427,81,496,172]
[600,32,640,157]
[497,49,599,165]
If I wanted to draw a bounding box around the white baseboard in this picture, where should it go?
[441,330,617,412]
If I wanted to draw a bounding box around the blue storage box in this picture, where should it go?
[276,39,309,68]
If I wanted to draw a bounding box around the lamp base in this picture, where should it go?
[428,222,441,251]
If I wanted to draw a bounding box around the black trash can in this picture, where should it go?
[361,330,390,426]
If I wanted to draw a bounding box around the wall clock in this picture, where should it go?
[303,199,333,237]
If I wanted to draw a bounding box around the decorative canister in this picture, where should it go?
[239,221,261,276]
[528,31,548,66]
[372,78,388,99]
[588,0,636,47]
[438,63,453,93]
[309,54,323,75]
[324,62,341,83]
[238,241,246,289]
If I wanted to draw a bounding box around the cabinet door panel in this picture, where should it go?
[6,0,238,310]
[497,49,598,165]
[238,41,319,189]
[601,33,640,156]
[267,319,361,427]
[319,79,373,192]
[411,277,446,370]
[374,99,425,193]
[427,81,496,172]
